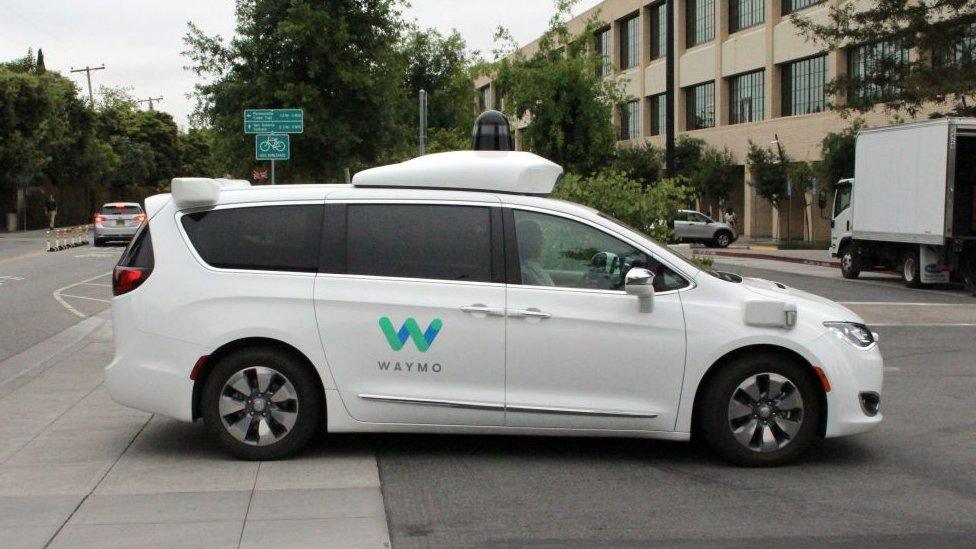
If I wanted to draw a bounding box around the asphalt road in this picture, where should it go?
[374,260,976,548]
[0,230,121,363]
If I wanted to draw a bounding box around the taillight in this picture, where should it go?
[94,214,105,224]
[134,214,146,224]
[113,266,150,296]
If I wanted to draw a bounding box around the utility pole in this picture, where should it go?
[419,89,428,156]
[665,0,676,177]
[137,96,163,110]
[69,64,105,107]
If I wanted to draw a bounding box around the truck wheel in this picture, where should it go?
[202,347,323,460]
[712,231,733,248]
[901,250,926,289]
[840,246,861,279]
[698,353,822,467]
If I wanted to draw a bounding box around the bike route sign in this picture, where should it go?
[244,109,303,134]
[255,134,290,161]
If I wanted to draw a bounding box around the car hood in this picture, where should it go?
[740,276,863,324]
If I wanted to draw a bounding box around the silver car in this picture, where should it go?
[94,202,145,246]
[673,209,737,248]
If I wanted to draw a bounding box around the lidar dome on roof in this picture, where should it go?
[351,150,563,195]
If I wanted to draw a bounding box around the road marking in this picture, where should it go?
[81,282,111,287]
[53,271,112,318]
[884,366,901,372]
[0,250,45,265]
[57,293,111,303]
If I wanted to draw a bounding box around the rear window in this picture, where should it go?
[181,205,323,272]
[346,204,492,282]
[102,204,143,215]
[119,225,154,268]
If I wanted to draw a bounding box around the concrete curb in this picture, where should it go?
[693,248,841,269]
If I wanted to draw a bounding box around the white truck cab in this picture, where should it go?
[828,178,853,259]
[107,150,883,466]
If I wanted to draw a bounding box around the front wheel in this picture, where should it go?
[698,354,822,467]
[840,245,860,279]
[202,348,323,460]
[712,231,732,248]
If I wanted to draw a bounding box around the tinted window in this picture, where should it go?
[181,205,322,272]
[347,205,492,282]
[119,225,153,269]
[102,204,142,215]
[513,210,688,292]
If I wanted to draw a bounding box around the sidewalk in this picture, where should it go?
[693,242,840,269]
[0,312,391,549]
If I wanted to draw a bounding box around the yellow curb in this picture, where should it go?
[0,250,46,265]
[748,245,780,251]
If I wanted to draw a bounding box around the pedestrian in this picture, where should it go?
[44,194,58,229]
[724,208,736,229]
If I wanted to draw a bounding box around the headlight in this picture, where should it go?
[823,321,876,349]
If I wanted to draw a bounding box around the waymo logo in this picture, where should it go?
[378,317,443,352]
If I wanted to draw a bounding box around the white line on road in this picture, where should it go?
[58,293,111,303]
[81,282,111,287]
[53,271,112,318]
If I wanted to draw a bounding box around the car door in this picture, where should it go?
[504,207,688,432]
[314,201,507,426]
[688,212,712,239]
[672,211,691,240]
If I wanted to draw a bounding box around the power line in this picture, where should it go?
[69,64,105,107]
[137,96,164,110]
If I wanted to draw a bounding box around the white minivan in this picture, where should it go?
[106,151,883,466]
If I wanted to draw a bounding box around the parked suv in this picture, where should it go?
[107,152,882,466]
[94,202,145,246]
[673,209,737,248]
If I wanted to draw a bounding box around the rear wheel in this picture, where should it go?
[840,245,860,279]
[698,353,822,467]
[901,248,927,289]
[202,348,322,460]
[93,238,104,247]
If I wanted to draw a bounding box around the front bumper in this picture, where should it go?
[806,330,884,438]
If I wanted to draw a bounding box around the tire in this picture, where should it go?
[712,231,733,248]
[840,244,861,279]
[698,353,822,467]
[901,248,928,289]
[202,347,323,460]
[93,238,104,247]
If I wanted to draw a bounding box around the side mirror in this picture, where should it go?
[625,267,655,313]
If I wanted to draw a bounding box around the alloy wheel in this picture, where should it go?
[727,372,804,453]
[219,366,299,446]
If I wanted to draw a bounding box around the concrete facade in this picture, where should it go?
[475,0,917,242]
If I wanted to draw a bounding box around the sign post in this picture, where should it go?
[245,109,303,185]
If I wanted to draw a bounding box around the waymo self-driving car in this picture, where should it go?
[106,150,882,466]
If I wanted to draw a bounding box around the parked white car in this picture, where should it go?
[106,151,882,466]
[673,209,738,248]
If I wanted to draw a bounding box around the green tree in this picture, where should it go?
[184,0,408,181]
[178,128,219,178]
[817,120,863,188]
[35,49,45,74]
[747,140,789,204]
[400,28,475,141]
[793,1,976,116]
[490,0,621,174]
[688,146,737,206]
[673,136,705,177]
[612,143,663,187]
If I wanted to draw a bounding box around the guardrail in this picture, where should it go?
[46,225,93,252]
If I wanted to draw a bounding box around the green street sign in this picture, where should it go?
[255,134,290,161]
[244,109,303,134]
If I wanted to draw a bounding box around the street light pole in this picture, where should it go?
[419,89,428,156]
[665,0,676,177]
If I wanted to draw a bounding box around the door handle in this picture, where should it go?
[460,304,505,317]
[509,308,552,319]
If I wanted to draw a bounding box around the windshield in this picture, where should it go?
[596,212,711,276]
[833,183,852,217]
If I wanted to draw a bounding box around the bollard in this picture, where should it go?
[45,230,53,252]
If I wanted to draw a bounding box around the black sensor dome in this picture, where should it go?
[472,110,514,151]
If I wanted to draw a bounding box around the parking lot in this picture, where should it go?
[1,232,975,548]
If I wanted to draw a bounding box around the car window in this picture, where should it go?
[346,204,492,282]
[512,209,688,292]
[689,212,709,223]
[673,212,688,222]
[834,184,852,216]
[181,205,322,272]
[101,204,142,215]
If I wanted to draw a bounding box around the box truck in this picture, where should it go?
[828,118,976,294]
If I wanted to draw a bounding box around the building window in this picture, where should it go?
[782,55,827,116]
[620,100,640,140]
[649,2,667,61]
[730,0,764,33]
[650,93,667,136]
[686,0,715,47]
[685,81,715,130]
[620,14,640,70]
[847,41,909,107]
[478,85,491,111]
[934,22,976,68]
[782,0,823,16]
[595,27,612,77]
[729,70,764,124]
